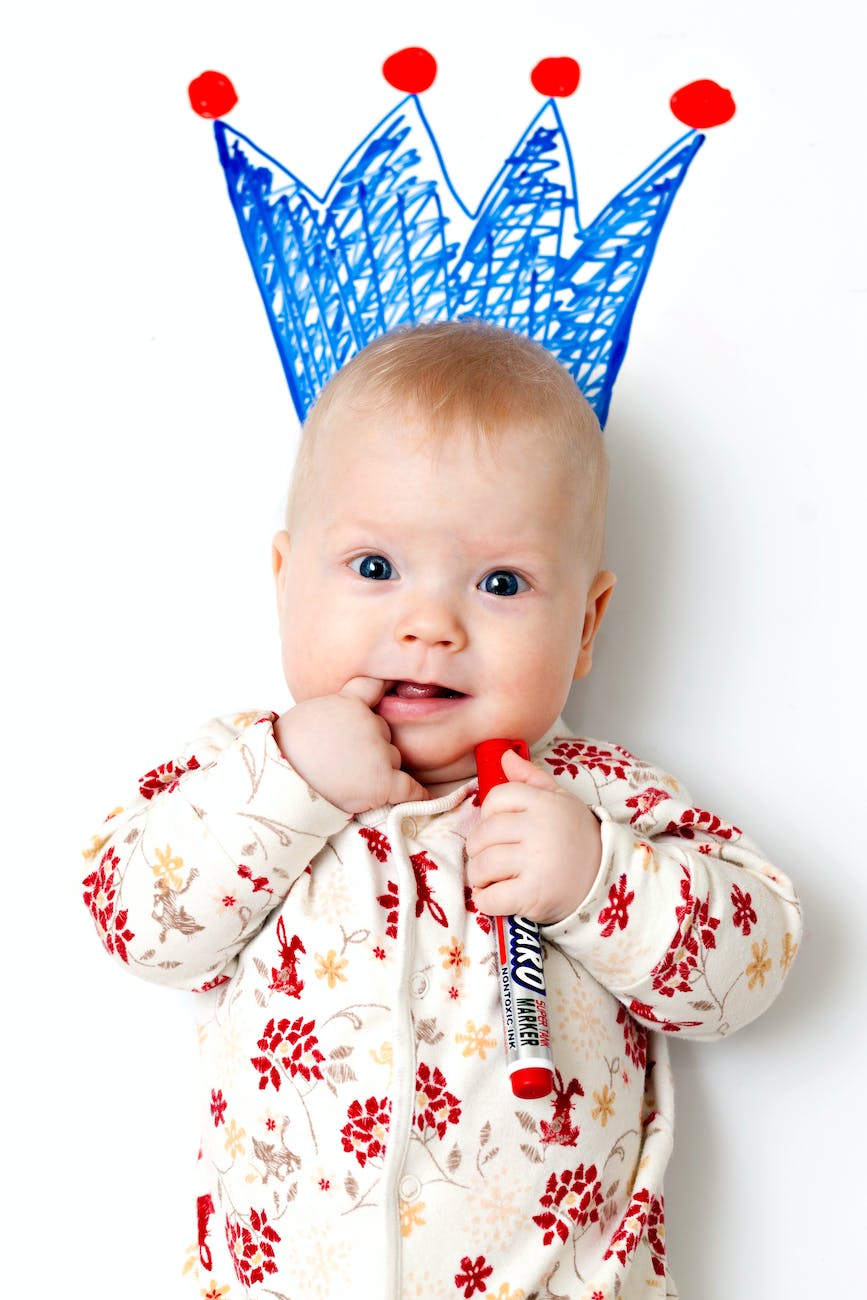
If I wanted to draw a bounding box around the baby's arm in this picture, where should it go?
[81,712,351,991]
[467,745,801,1040]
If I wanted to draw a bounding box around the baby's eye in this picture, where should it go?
[349,554,397,581]
[479,570,528,597]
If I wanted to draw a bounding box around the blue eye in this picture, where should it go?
[479,570,528,597]
[350,554,396,581]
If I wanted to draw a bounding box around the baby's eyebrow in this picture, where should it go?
[324,520,388,542]
[474,539,560,569]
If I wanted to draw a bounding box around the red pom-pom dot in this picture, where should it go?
[382,47,437,94]
[188,70,238,119]
[670,79,736,129]
[530,57,581,98]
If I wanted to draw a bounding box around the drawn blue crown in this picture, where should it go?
[210,62,728,427]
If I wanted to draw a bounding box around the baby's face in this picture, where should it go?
[274,404,612,787]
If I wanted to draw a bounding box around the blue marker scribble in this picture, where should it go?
[215,96,703,427]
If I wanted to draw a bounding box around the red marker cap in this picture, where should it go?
[511,1065,556,1099]
[475,738,530,801]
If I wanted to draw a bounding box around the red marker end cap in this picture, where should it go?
[511,1067,554,1100]
[475,738,530,801]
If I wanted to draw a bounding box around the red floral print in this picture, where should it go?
[377,880,400,939]
[377,854,449,936]
[270,917,305,997]
[731,884,757,936]
[340,1095,391,1167]
[138,755,200,801]
[82,848,135,962]
[210,1089,227,1126]
[410,851,448,927]
[676,869,720,950]
[251,1016,325,1091]
[649,945,693,999]
[359,827,391,861]
[663,805,740,841]
[650,868,720,998]
[454,1254,494,1297]
[540,1072,583,1147]
[628,999,702,1032]
[463,885,492,934]
[533,1164,604,1246]
[545,739,633,782]
[604,1188,666,1277]
[193,974,231,993]
[197,1192,215,1270]
[83,848,119,935]
[625,786,670,824]
[237,863,272,895]
[225,1207,281,1287]
[616,1005,648,1071]
[598,874,635,938]
[415,1062,461,1139]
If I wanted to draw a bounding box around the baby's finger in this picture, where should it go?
[466,811,523,859]
[500,747,560,792]
[375,714,393,742]
[466,843,521,890]
[340,677,391,709]
[389,769,431,805]
[471,879,524,918]
[476,780,547,818]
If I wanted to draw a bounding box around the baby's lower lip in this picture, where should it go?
[377,684,468,719]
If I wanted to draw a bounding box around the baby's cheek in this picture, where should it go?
[281,620,350,701]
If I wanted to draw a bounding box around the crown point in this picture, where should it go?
[670,79,736,129]
[531,57,580,98]
[188,70,238,119]
[382,47,437,94]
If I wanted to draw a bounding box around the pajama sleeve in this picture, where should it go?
[539,742,802,1040]
[81,711,351,992]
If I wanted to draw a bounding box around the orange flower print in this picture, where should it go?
[746,938,772,989]
[781,931,799,972]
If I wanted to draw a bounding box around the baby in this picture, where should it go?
[82,321,801,1299]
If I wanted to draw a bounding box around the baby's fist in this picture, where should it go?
[274,678,429,813]
[466,749,602,924]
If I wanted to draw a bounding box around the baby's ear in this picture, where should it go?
[272,531,292,613]
[573,570,616,680]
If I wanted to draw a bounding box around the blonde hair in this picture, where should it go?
[287,320,609,566]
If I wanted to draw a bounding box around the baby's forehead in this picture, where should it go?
[314,391,563,462]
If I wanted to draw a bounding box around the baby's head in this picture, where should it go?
[273,321,615,787]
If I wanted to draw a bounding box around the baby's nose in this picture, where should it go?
[395,597,468,651]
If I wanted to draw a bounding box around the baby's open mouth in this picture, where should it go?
[385,681,465,699]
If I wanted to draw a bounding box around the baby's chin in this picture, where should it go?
[405,752,479,794]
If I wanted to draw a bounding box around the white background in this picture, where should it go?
[3,0,865,1294]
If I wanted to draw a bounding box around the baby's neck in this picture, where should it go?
[423,776,473,801]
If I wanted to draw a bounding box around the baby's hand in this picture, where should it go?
[274,678,430,814]
[465,748,602,925]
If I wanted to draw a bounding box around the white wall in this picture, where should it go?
[4,0,864,1294]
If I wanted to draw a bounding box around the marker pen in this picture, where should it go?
[474,739,555,1100]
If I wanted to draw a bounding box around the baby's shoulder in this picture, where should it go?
[537,731,684,807]
[179,709,279,760]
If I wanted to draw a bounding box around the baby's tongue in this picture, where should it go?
[393,681,444,699]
